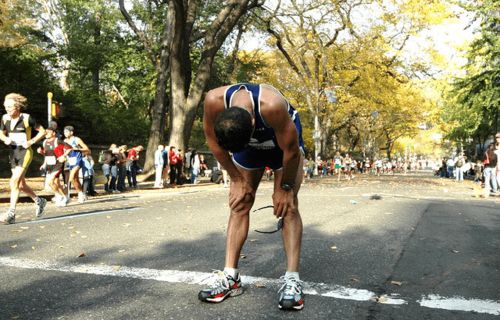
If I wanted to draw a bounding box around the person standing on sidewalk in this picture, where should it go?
[190,149,200,184]
[168,146,177,185]
[200,83,306,311]
[455,153,465,182]
[154,144,165,188]
[0,93,47,224]
[482,143,498,197]
[495,133,500,192]
[126,145,143,189]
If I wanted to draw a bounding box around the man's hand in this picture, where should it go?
[22,139,34,149]
[229,178,254,213]
[272,188,295,218]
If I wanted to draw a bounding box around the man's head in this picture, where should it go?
[214,107,253,152]
[63,126,74,138]
[49,121,58,131]
[4,93,26,117]
[45,127,56,139]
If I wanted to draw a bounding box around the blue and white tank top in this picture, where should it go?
[67,136,82,166]
[223,83,304,150]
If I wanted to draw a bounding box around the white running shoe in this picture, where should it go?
[77,192,86,203]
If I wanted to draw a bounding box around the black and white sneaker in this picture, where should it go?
[198,270,243,303]
[0,208,16,225]
[278,276,305,310]
[35,197,47,218]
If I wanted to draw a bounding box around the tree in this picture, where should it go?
[0,0,36,47]
[445,0,499,152]
[118,0,264,172]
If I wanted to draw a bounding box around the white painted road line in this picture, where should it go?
[419,295,500,315]
[1,257,499,315]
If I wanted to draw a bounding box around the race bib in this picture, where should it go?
[68,156,78,166]
[9,132,27,146]
[46,156,57,165]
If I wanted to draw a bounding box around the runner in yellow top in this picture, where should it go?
[0,93,47,224]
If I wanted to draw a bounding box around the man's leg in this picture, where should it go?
[199,166,263,303]
[224,167,264,268]
[9,167,26,209]
[18,171,47,218]
[273,160,304,273]
[273,157,306,311]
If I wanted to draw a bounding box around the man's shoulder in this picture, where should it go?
[205,86,229,102]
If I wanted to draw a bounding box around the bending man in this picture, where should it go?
[199,83,305,311]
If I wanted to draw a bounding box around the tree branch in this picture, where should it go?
[118,0,158,67]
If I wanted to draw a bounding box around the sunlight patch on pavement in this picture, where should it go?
[17,207,140,224]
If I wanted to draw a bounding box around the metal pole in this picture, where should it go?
[47,92,53,126]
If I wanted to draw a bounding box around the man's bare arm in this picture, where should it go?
[203,91,243,182]
[264,103,301,188]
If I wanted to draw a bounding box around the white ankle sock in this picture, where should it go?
[285,271,300,280]
[224,267,239,278]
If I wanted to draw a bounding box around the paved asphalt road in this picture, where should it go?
[0,173,499,320]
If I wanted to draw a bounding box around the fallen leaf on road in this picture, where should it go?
[118,249,126,253]
[77,252,86,258]
[390,281,403,286]
[240,254,247,259]
[68,226,75,230]
[451,249,459,254]
[31,246,35,250]
[350,277,360,282]
[122,223,131,227]
[255,283,266,288]
[20,226,29,230]
[106,216,112,219]
[81,235,87,239]
[10,244,17,249]
[39,226,45,229]
[249,239,258,242]
[36,239,41,242]
[59,246,64,248]
[330,246,338,251]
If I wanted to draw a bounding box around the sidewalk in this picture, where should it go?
[0,174,217,204]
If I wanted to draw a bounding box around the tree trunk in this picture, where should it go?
[92,13,101,94]
[142,5,175,173]
[167,0,259,152]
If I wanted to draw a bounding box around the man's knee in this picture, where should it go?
[10,179,21,190]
